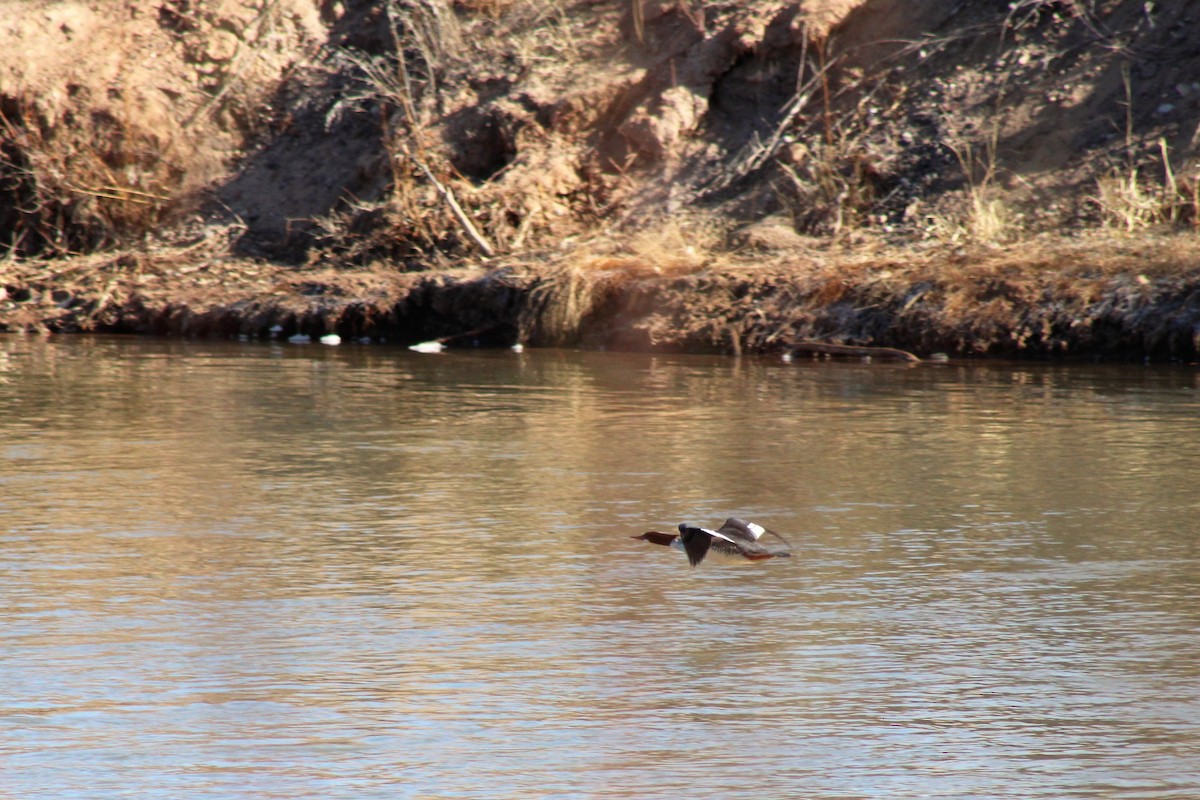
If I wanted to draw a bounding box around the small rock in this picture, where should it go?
[205,30,240,63]
[733,217,812,252]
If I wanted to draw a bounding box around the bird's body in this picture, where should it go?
[633,517,792,567]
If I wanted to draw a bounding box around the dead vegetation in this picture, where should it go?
[0,0,323,258]
[3,0,1200,359]
[518,215,721,345]
[4,221,1200,361]
[0,99,182,255]
[6,0,1200,260]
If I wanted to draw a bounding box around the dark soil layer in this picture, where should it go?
[5,235,1199,361]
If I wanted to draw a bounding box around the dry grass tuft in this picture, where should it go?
[618,218,720,274]
[1093,168,1164,232]
[520,259,602,346]
[923,132,1016,245]
[1092,69,1200,234]
[1091,141,1200,233]
[776,138,879,236]
[0,98,183,257]
[518,217,720,344]
[923,191,1015,245]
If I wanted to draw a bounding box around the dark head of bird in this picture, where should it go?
[632,531,677,547]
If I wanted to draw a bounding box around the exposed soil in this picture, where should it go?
[3,1,1200,359]
[7,231,1199,360]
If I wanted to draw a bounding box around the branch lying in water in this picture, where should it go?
[789,341,921,362]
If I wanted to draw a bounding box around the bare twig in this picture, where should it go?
[700,45,838,198]
[410,151,496,257]
[790,341,920,362]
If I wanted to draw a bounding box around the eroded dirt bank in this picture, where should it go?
[6,233,1200,361]
[3,1,1200,359]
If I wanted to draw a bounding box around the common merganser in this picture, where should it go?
[633,517,792,567]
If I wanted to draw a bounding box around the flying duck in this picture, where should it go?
[632,517,792,567]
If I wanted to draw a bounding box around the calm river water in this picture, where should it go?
[2,336,1199,799]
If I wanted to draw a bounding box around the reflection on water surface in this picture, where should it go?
[2,337,1199,799]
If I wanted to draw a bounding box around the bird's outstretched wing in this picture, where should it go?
[719,517,792,549]
[678,527,713,566]
[677,521,792,566]
[679,524,750,566]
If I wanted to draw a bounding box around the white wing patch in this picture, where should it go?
[699,526,738,544]
[745,521,766,540]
